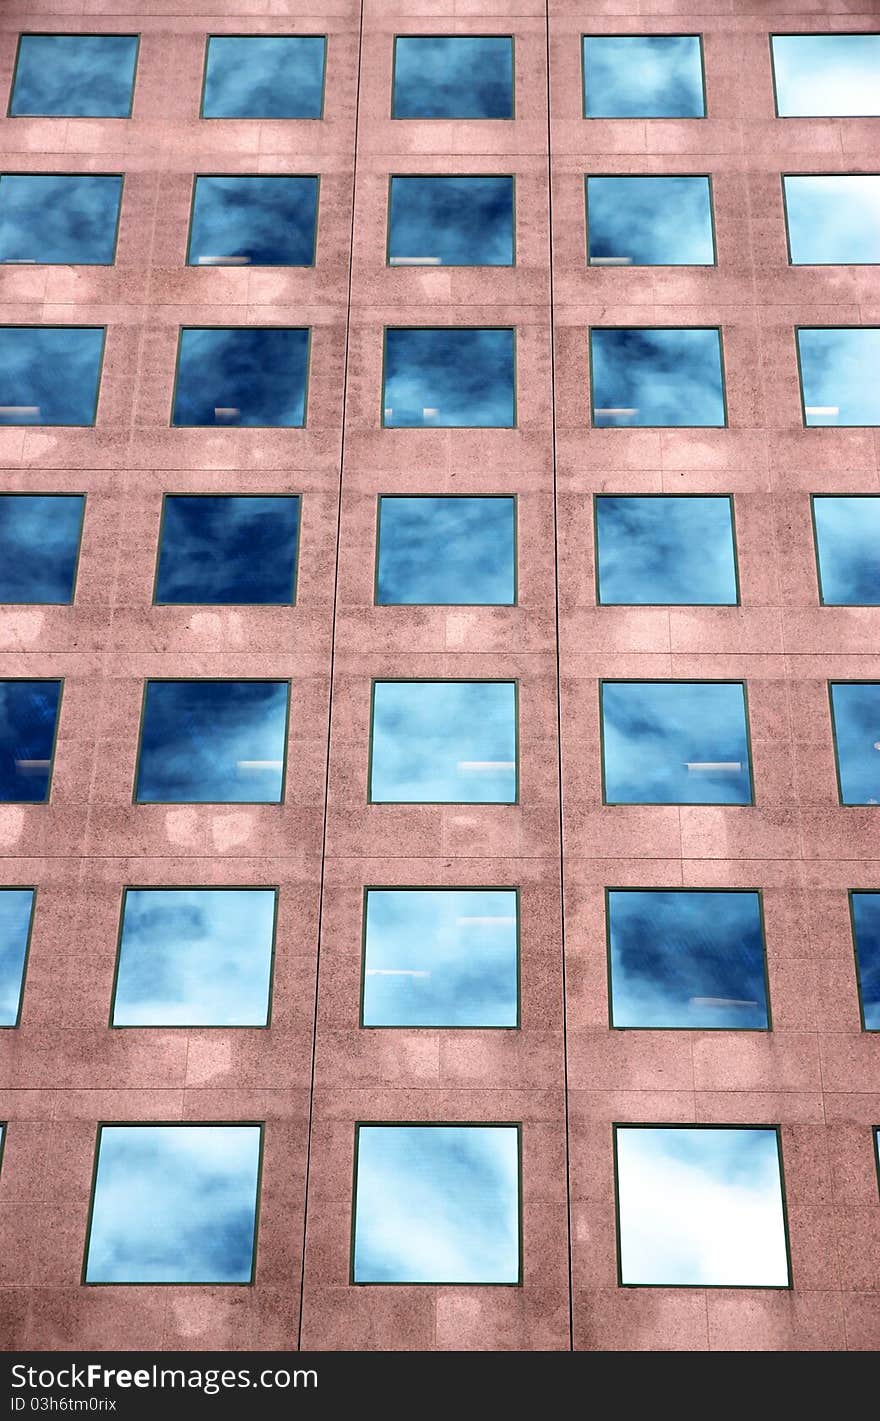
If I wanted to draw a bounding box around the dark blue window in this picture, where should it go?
[376,496,515,605]
[797,328,880,427]
[830,682,880,805]
[813,496,880,605]
[595,495,737,605]
[586,176,714,267]
[0,888,34,1027]
[0,327,104,426]
[0,680,62,803]
[171,328,309,428]
[9,34,139,118]
[582,35,705,118]
[0,495,84,603]
[590,327,725,427]
[388,176,514,266]
[851,892,880,1030]
[201,36,326,119]
[0,175,123,265]
[155,495,299,605]
[188,176,318,267]
[392,37,514,119]
[383,328,515,428]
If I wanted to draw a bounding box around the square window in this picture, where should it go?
[352,1124,520,1283]
[813,496,880,605]
[595,495,737,605]
[362,888,518,1027]
[0,888,34,1027]
[376,496,515,605]
[590,327,725,427]
[851,893,880,1031]
[135,680,289,804]
[614,1126,790,1287]
[171,328,309,428]
[784,176,880,266]
[84,1124,262,1283]
[0,327,104,426]
[830,682,880,806]
[388,176,514,267]
[392,37,514,119]
[0,175,123,266]
[383,328,515,428]
[582,35,705,119]
[0,495,84,604]
[797,328,880,427]
[370,680,517,804]
[201,36,326,119]
[608,890,769,1030]
[112,888,276,1027]
[0,680,62,804]
[9,34,139,118]
[586,176,714,267]
[601,681,752,805]
[771,34,880,117]
[155,495,300,606]
[188,176,318,268]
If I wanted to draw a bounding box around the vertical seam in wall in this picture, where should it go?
[544,3,575,1353]
[296,4,365,1349]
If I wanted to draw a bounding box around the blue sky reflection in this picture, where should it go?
[388,176,514,266]
[392,37,514,119]
[590,328,725,427]
[188,177,318,267]
[201,37,325,119]
[583,36,705,118]
[0,495,84,603]
[0,327,103,425]
[0,175,122,265]
[172,328,309,427]
[10,35,138,118]
[587,176,714,266]
[0,680,61,803]
[772,34,880,117]
[155,495,299,605]
[851,892,880,1030]
[370,681,517,803]
[596,495,737,605]
[830,682,880,805]
[376,496,515,605]
[784,176,880,265]
[798,328,880,426]
[0,888,33,1026]
[383,328,515,427]
[813,496,880,605]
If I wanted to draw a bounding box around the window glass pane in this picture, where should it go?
[376,496,515,605]
[851,892,880,1030]
[201,36,325,119]
[0,495,84,604]
[0,680,62,803]
[596,496,737,605]
[84,1125,262,1283]
[772,34,880,117]
[135,680,288,804]
[0,888,34,1026]
[0,327,103,426]
[582,35,705,118]
[590,327,725,427]
[602,681,752,805]
[784,176,880,266]
[615,1126,790,1286]
[392,37,514,119]
[813,496,880,605]
[830,682,880,805]
[0,175,122,265]
[370,680,517,803]
[362,888,518,1027]
[353,1124,520,1283]
[388,176,514,267]
[112,888,275,1027]
[172,328,309,428]
[188,176,318,267]
[797,328,880,427]
[155,495,299,605]
[587,176,713,267]
[383,328,514,428]
[10,35,138,117]
[608,890,769,1029]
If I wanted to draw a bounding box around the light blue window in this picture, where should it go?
[851,892,880,1031]
[84,1125,262,1284]
[608,889,769,1030]
[784,176,880,266]
[0,888,34,1027]
[376,496,515,605]
[0,175,123,265]
[0,495,84,604]
[135,680,289,804]
[601,681,752,805]
[0,327,104,426]
[10,35,139,118]
[586,176,714,267]
[392,37,514,119]
[388,176,514,267]
[797,328,880,427]
[582,36,705,119]
[172,328,309,427]
[155,495,300,606]
[362,888,518,1027]
[595,496,737,605]
[590,327,725,427]
[188,176,318,267]
[352,1124,520,1283]
[201,36,326,119]
[0,680,62,803]
[383,328,515,427]
[813,496,880,605]
[370,681,517,804]
[112,888,276,1027]
[771,34,880,117]
[615,1126,790,1287]
[830,682,880,805]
